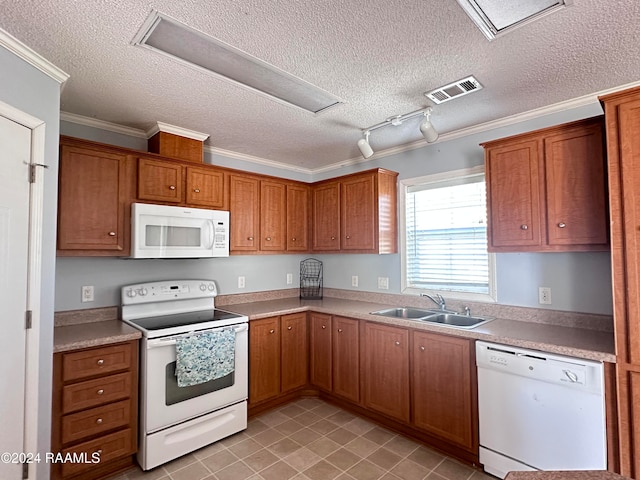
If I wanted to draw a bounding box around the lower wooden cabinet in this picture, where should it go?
[249,314,308,405]
[412,331,477,451]
[363,322,410,423]
[332,317,360,403]
[51,341,139,480]
[309,313,333,391]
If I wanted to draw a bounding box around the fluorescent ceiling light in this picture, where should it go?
[455,0,571,40]
[132,10,343,114]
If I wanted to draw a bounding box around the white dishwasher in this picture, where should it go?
[476,341,606,479]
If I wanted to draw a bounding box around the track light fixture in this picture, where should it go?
[356,107,438,159]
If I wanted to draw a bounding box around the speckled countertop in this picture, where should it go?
[53,319,141,353]
[505,471,630,480]
[219,296,615,362]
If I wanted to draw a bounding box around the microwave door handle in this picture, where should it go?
[206,220,215,249]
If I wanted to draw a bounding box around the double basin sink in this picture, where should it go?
[370,307,493,329]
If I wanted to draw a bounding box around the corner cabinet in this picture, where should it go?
[482,117,609,252]
[312,169,398,254]
[57,137,135,256]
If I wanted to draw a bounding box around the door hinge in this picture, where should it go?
[29,163,49,183]
[25,310,32,329]
[22,462,28,479]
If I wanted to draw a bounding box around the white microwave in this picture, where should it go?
[130,203,229,258]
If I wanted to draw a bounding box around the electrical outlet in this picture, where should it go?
[286,273,293,285]
[378,277,389,290]
[538,286,552,305]
[81,285,94,303]
[352,275,359,287]
[238,276,245,289]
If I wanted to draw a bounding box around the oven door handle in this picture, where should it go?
[146,323,248,349]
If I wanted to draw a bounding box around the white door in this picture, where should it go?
[0,114,32,479]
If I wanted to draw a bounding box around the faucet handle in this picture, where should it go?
[463,306,471,316]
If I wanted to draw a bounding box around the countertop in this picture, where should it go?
[53,319,141,353]
[505,472,630,480]
[220,297,615,362]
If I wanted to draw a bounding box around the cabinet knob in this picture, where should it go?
[321,325,326,329]
[420,346,425,351]
[96,389,104,395]
[291,237,296,242]
[395,341,401,346]
[96,418,103,425]
[96,359,104,366]
[331,236,336,240]
[194,188,200,193]
[248,236,254,241]
[520,224,528,230]
[108,231,116,236]
[169,185,176,190]
[558,222,566,228]
[346,235,351,239]
[269,329,275,334]
[338,328,343,333]
[287,325,292,330]
[266,236,272,241]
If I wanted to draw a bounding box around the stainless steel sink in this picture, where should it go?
[370,307,438,319]
[370,307,493,329]
[419,313,493,329]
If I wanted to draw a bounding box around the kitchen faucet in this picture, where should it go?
[421,293,447,311]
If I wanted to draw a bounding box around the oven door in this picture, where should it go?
[141,322,248,433]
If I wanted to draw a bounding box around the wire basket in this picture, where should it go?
[300,258,323,299]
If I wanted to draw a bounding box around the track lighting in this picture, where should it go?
[356,107,437,159]
[357,131,374,159]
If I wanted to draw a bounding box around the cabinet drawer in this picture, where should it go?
[62,400,131,445]
[62,343,132,381]
[63,372,132,414]
[61,428,134,477]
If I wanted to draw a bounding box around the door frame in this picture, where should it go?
[0,98,45,479]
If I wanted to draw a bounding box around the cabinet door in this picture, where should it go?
[486,139,543,249]
[312,182,340,251]
[333,317,360,403]
[229,175,260,252]
[58,145,128,252]
[249,317,280,404]
[281,313,308,393]
[412,331,476,450]
[341,173,376,251]
[260,180,287,251]
[185,166,227,209]
[363,323,410,422]
[286,184,310,251]
[309,313,332,391]
[544,122,608,246]
[137,158,183,203]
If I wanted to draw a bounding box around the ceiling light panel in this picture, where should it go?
[132,11,343,114]
[456,0,571,40]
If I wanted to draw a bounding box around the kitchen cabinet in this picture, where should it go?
[312,169,398,253]
[137,157,183,203]
[412,331,476,451]
[57,137,135,256]
[309,313,333,391]
[260,180,287,252]
[185,166,226,209]
[363,322,410,422]
[600,85,640,476]
[229,174,260,252]
[249,314,308,405]
[51,341,138,480]
[483,117,608,252]
[332,316,360,403]
[286,183,310,251]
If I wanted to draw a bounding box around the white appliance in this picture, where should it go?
[130,202,229,258]
[476,341,607,479]
[121,279,248,470]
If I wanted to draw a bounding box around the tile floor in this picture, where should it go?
[109,398,494,480]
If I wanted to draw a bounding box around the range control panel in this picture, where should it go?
[121,279,218,305]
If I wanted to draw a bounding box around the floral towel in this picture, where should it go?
[175,328,236,387]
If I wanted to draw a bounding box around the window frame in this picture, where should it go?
[400,165,497,303]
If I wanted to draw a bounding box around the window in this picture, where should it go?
[401,167,496,302]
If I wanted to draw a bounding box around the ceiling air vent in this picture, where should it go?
[425,76,483,104]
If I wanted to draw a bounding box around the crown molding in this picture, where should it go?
[0,28,69,85]
[146,121,209,141]
[60,112,148,138]
[204,145,313,174]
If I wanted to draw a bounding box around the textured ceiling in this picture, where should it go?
[1,0,639,170]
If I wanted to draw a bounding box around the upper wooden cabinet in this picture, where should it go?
[286,184,310,251]
[138,158,183,203]
[312,169,398,254]
[482,117,609,252]
[57,137,135,256]
[229,174,260,252]
[185,166,226,209]
[260,180,287,252]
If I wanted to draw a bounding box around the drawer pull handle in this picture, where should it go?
[287,326,292,330]
[269,329,275,334]
[108,231,116,236]
[96,359,104,366]
[96,418,103,425]
[97,389,104,395]
[520,224,528,230]
[169,185,176,190]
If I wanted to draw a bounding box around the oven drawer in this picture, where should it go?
[63,372,132,414]
[62,343,133,381]
[60,428,134,477]
[62,399,132,445]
